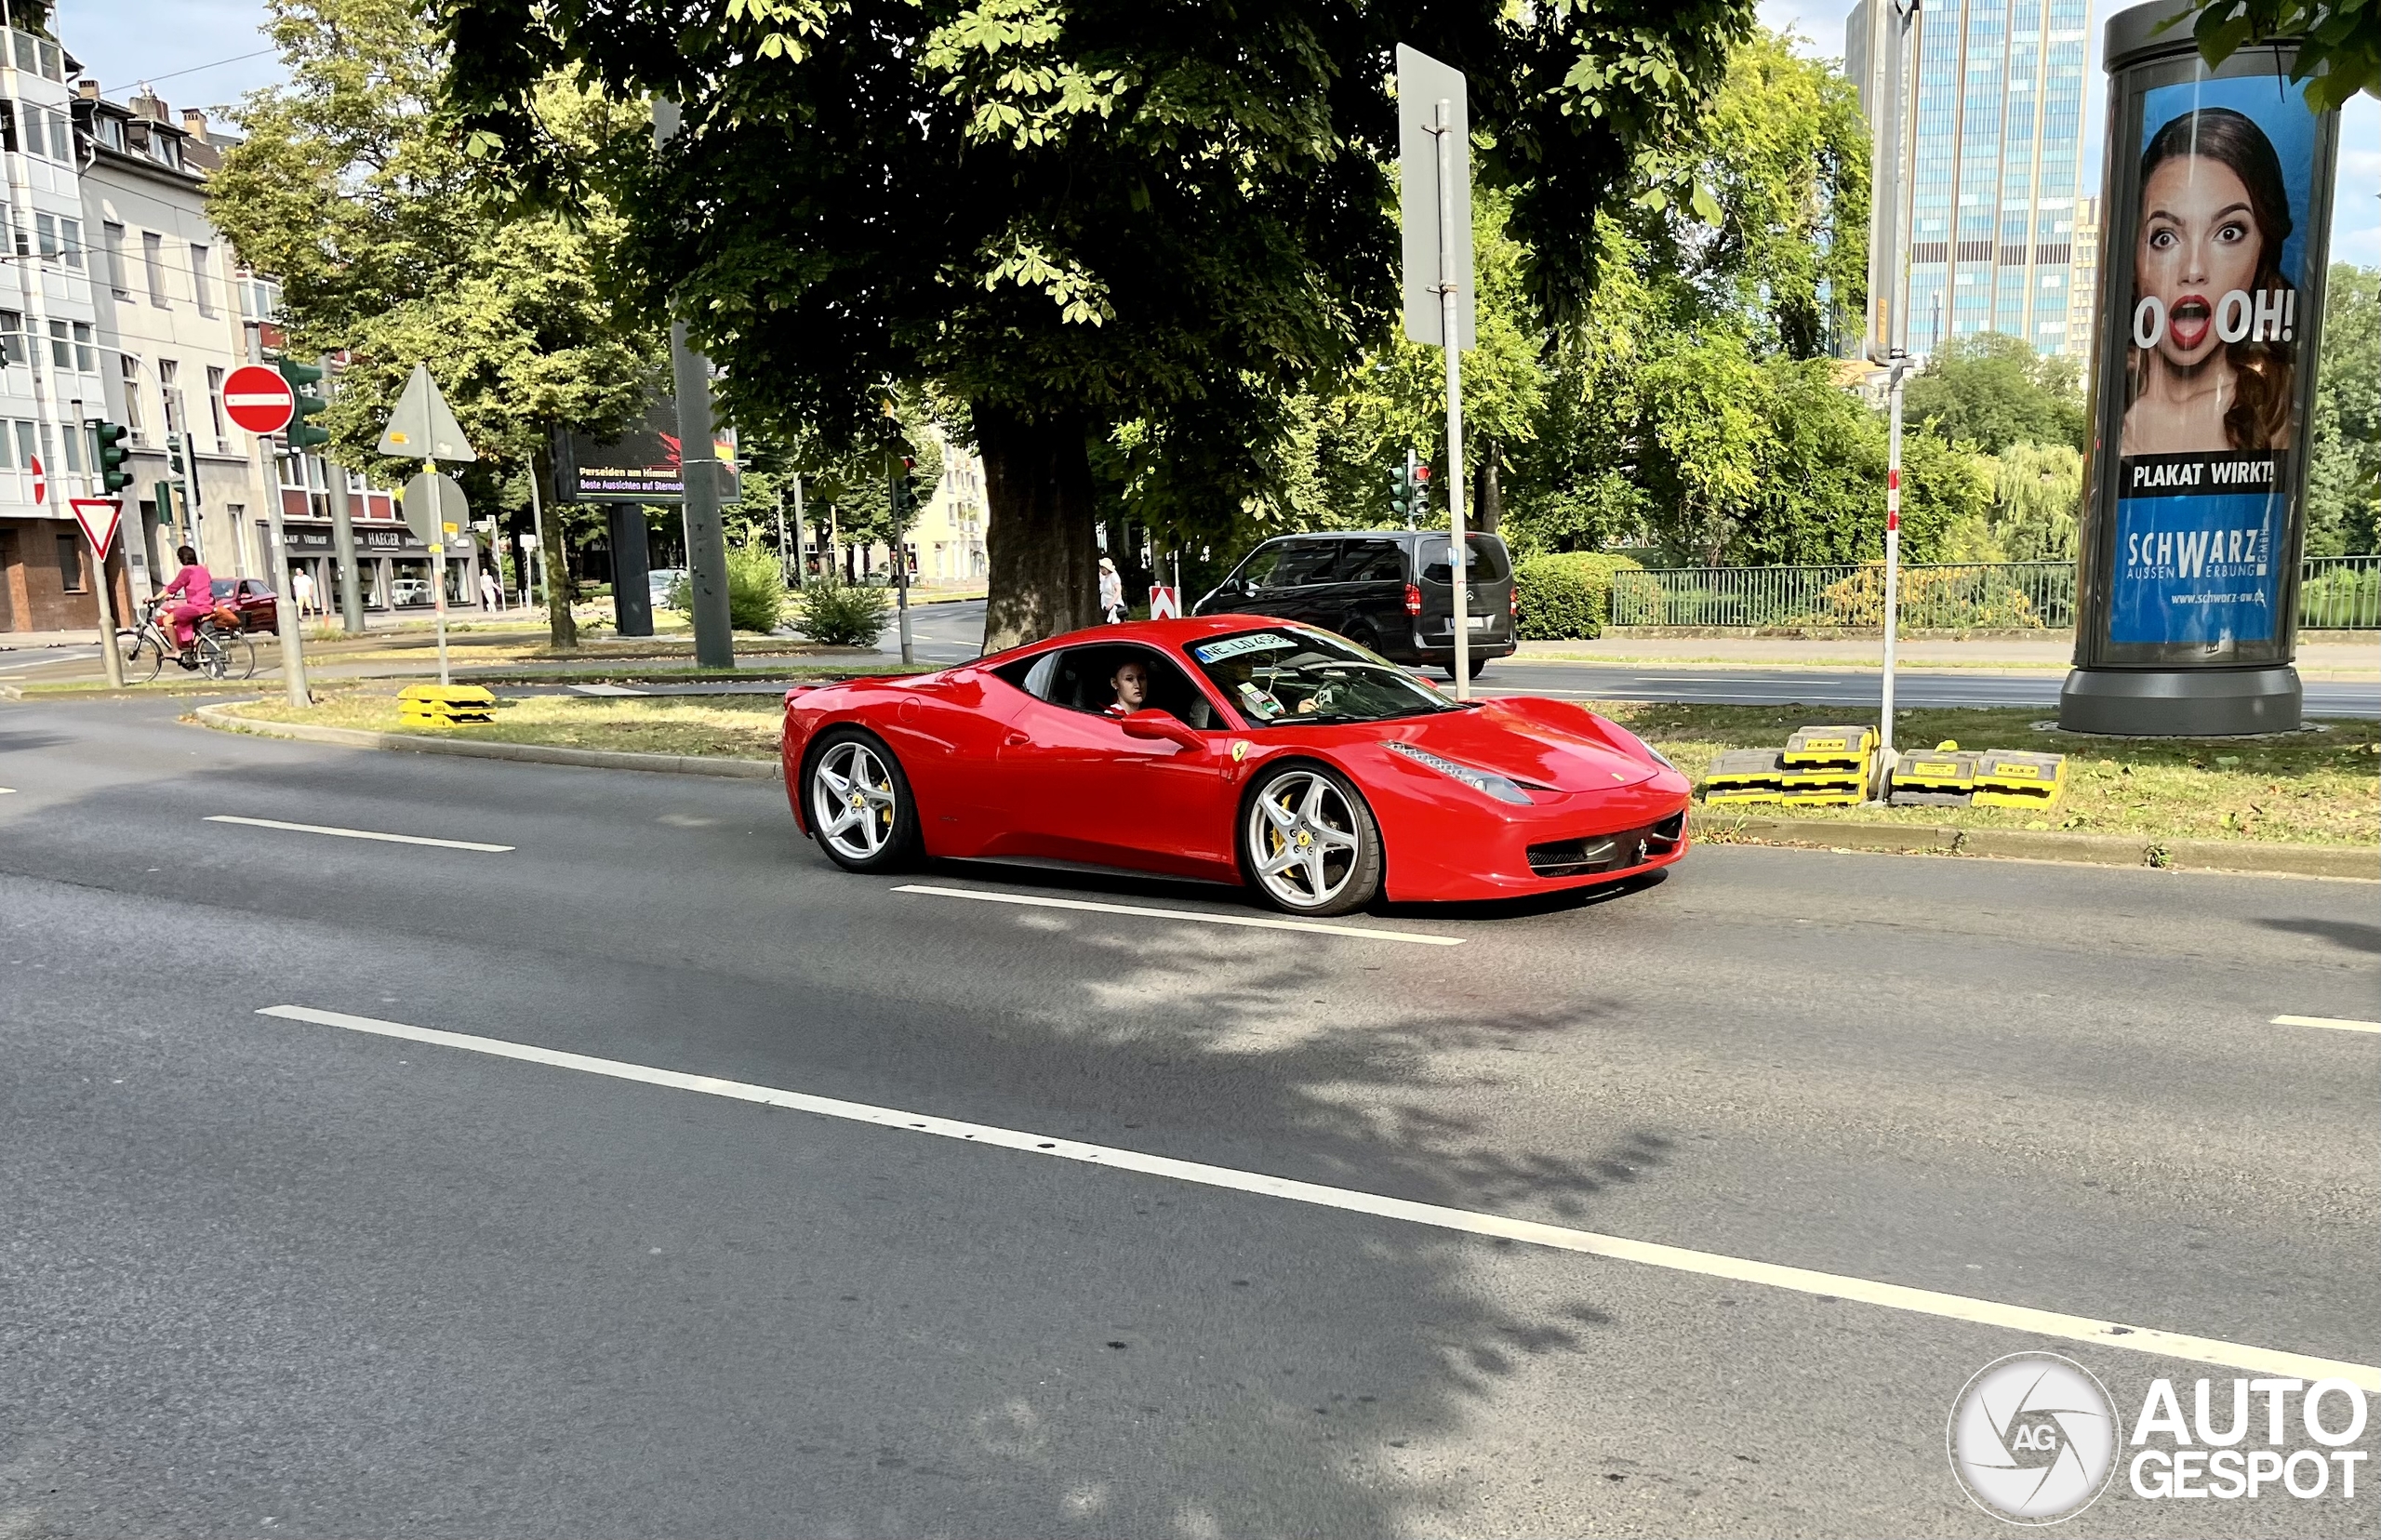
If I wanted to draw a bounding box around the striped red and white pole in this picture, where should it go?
[1886,467,1901,533]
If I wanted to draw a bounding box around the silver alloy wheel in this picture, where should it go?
[811,739,899,860]
[1247,770,1363,909]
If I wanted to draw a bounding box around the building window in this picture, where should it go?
[61,404,86,471]
[93,114,125,153]
[0,311,20,367]
[190,244,214,314]
[71,322,94,373]
[47,319,68,368]
[3,420,29,468]
[142,232,167,307]
[120,354,145,435]
[206,366,227,444]
[33,212,56,262]
[59,217,81,270]
[57,530,86,591]
[100,221,129,296]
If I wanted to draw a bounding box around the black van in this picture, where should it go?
[1192,529,1517,678]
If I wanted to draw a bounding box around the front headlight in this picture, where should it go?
[1387,741,1534,805]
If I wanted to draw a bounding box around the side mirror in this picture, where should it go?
[1120,710,1204,750]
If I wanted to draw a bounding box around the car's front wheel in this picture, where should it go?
[804,727,921,872]
[1242,763,1383,916]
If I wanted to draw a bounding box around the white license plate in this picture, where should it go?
[1467,615,1492,629]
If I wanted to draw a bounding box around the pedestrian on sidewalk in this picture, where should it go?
[1098,556,1124,625]
[291,567,318,617]
[479,568,502,612]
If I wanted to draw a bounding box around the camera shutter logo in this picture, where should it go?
[1948,1352,2122,1524]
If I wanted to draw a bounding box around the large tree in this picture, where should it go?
[433,0,1755,649]
[208,0,659,650]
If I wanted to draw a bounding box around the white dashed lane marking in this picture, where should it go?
[259,1002,2379,1389]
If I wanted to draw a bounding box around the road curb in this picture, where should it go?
[193,702,781,780]
[1688,809,2374,881]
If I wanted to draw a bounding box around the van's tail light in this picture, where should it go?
[1509,588,1520,617]
[1403,583,1422,616]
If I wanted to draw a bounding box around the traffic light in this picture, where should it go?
[889,453,916,524]
[276,355,330,450]
[1387,465,1413,524]
[93,419,132,493]
[165,431,186,476]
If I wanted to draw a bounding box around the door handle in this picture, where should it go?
[1004,730,1031,747]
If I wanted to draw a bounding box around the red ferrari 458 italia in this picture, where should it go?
[781,617,1691,914]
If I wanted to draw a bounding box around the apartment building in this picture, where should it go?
[77,83,269,604]
[0,15,118,631]
[1848,0,2093,357]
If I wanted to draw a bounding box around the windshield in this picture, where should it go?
[1188,629,1454,728]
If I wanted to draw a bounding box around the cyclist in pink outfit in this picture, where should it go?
[155,545,216,657]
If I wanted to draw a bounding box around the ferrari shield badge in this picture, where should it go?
[1230,740,1250,763]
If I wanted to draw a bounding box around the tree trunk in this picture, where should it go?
[1472,437,1502,535]
[979,404,1100,651]
[535,450,578,651]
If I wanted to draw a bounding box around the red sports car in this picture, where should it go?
[780,617,1691,914]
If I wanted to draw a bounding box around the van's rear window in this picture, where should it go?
[1416,536,1511,583]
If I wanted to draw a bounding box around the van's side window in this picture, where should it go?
[1342,540,1404,582]
[1234,545,1285,591]
[1266,543,1342,589]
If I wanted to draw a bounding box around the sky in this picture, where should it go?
[60,0,2381,263]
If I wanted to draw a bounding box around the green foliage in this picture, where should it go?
[710,546,789,633]
[1514,553,1642,640]
[2171,0,2379,113]
[1902,333,2088,455]
[209,0,658,490]
[791,580,892,648]
[2308,264,2380,556]
[433,0,1757,643]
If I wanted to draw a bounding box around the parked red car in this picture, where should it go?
[210,578,278,633]
[780,617,1690,915]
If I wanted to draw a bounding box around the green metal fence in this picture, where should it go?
[1609,556,2381,630]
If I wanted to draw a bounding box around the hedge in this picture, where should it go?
[1514,552,1642,640]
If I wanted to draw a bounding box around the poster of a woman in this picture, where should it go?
[2120,106,2301,457]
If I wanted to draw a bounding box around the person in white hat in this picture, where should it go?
[1097,555,1125,624]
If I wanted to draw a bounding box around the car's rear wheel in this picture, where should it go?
[1242,763,1383,916]
[1468,653,1490,680]
[804,727,920,872]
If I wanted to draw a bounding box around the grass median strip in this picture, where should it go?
[222,688,785,761]
[1595,702,2378,850]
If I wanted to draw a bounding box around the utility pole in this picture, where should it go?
[789,473,806,591]
[891,454,914,665]
[1865,0,1922,797]
[1432,97,1471,699]
[654,99,734,669]
[320,356,365,634]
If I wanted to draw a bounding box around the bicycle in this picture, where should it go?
[120,604,259,684]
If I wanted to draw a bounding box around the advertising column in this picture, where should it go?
[2059,4,2341,736]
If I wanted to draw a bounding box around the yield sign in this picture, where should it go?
[71,498,122,561]
[221,364,297,434]
[28,453,43,505]
[1148,585,1180,620]
[378,363,476,462]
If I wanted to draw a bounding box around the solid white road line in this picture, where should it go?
[259,1002,2379,1388]
[894,883,1465,946]
[2271,1014,2381,1034]
[205,815,512,852]
[566,683,649,697]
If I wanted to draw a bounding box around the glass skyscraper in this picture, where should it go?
[1847,0,2092,357]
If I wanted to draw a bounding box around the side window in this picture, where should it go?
[1269,542,1342,589]
[1343,539,1405,582]
[1048,645,1214,728]
[989,651,1059,699]
[1233,543,1286,591]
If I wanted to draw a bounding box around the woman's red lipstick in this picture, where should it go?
[2169,292,2213,349]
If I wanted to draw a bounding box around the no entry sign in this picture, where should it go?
[221,365,296,435]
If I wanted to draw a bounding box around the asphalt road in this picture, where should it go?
[2,693,2375,1537]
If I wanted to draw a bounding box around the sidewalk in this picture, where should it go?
[1513,633,2379,677]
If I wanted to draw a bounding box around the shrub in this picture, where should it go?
[668,548,790,632]
[1514,552,1642,639]
[791,579,892,647]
